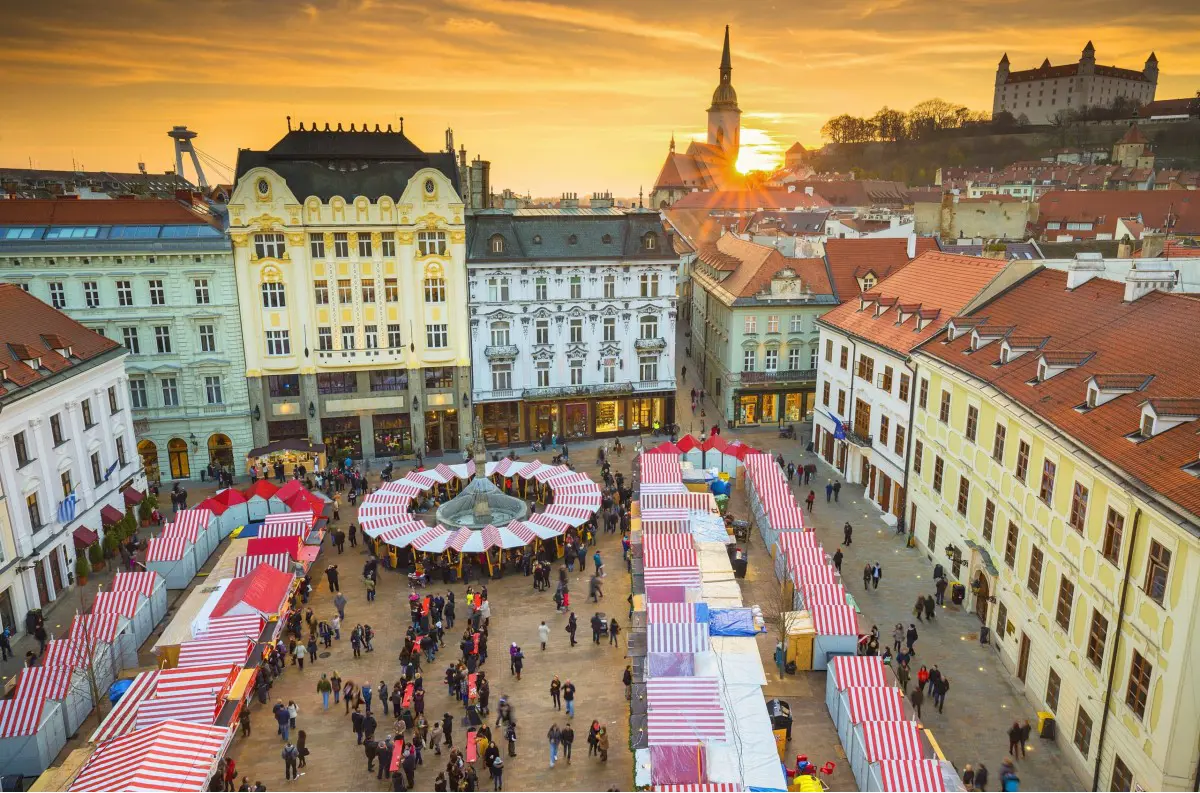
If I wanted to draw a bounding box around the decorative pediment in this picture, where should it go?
[599,342,621,357]
[532,307,553,319]
[531,347,556,362]
[566,343,588,358]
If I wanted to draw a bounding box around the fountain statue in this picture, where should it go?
[435,416,530,530]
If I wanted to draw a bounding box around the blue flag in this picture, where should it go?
[57,489,78,524]
[104,459,120,481]
[821,410,847,440]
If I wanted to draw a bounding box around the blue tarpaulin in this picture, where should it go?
[708,607,760,636]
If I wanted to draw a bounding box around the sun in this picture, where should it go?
[734,128,783,174]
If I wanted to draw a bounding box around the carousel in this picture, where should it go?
[357,417,601,578]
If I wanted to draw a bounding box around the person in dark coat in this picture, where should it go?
[365,736,379,772]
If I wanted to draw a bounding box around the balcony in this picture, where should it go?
[738,368,817,385]
[845,430,873,448]
[484,344,519,361]
[525,382,633,400]
[635,337,668,352]
[473,388,520,403]
[634,380,675,392]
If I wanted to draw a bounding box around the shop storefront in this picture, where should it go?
[424,409,460,455]
[480,402,521,446]
[523,393,675,440]
[734,388,813,426]
[267,419,309,441]
[246,438,327,477]
[321,416,363,461]
[372,413,413,457]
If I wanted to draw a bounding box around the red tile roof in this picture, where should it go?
[670,189,831,212]
[919,270,1200,520]
[1092,373,1153,391]
[818,251,1011,355]
[822,237,940,302]
[0,284,121,397]
[697,235,831,298]
[1037,190,1200,239]
[1118,124,1148,145]
[0,198,213,226]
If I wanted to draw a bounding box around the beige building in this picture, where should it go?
[230,123,472,461]
[907,264,1199,791]
[914,194,1038,241]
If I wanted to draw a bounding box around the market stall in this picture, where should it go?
[825,656,889,726]
[242,479,284,521]
[203,489,250,536]
[0,689,69,777]
[245,438,326,479]
[144,534,198,589]
[69,719,233,792]
[834,685,907,749]
[210,564,292,620]
[69,612,139,670]
[89,670,160,744]
[808,603,861,671]
[90,590,155,648]
[111,570,168,626]
[164,508,220,565]
[848,720,926,791]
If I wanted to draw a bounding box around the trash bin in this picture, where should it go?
[979,625,991,645]
[767,698,793,740]
[951,582,966,605]
[1037,711,1056,739]
[732,548,748,579]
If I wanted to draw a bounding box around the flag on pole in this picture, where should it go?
[57,488,78,524]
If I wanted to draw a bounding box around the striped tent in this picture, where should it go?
[532,464,571,483]
[235,553,292,577]
[135,691,220,730]
[790,564,838,587]
[166,507,214,533]
[643,535,698,569]
[646,677,720,710]
[69,720,232,792]
[556,493,602,510]
[360,512,419,537]
[800,583,849,606]
[40,639,90,669]
[785,547,828,567]
[145,535,188,563]
[193,614,265,642]
[89,671,160,743]
[542,504,593,526]
[644,567,702,587]
[379,481,423,497]
[554,482,601,496]
[154,664,238,699]
[638,482,689,495]
[402,471,440,490]
[111,571,162,597]
[777,532,820,556]
[640,492,718,512]
[0,698,46,738]
[810,604,859,636]
[486,458,525,478]
[546,470,590,488]
[647,622,710,653]
[449,525,502,553]
[90,591,141,618]
[653,785,744,792]
[877,759,946,792]
[845,686,906,722]
[15,666,72,703]
[862,721,923,761]
[640,508,690,522]
[641,454,682,485]
[378,521,435,548]
[830,656,888,689]
[411,527,456,553]
[647,710,727,744]
[498,522,537,548]
[640,519,690,534]
[430,463,458,483]
[515,518,567,540]
[257,520,309,539]
[177,636,255,669]
[265,508,315,525]
[646,602,700,623]
[69,613,122,645]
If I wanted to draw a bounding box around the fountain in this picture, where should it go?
[435,416,530,531]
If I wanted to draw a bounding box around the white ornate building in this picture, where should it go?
[230,123,473,460]
[467,201,679,444]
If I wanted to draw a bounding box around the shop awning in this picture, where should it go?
[246,439,326,459]
[123,487,145,506]
[100,505,125,526]
[73,526,99,548]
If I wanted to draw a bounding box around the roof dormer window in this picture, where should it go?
[489,234,505,254]
[1141,413,1155,438]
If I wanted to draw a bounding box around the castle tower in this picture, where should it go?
[996,53,1010,87]
[1144,52,1159,85]
[1079,41,1096,74]
[707,25,741,161]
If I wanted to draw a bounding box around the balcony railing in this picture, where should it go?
[845,430,873,448]
[483,344,519,361]
[473,388,520,403]
[738,368,817,384]
[633,380,675,392]
[634,337,668,352]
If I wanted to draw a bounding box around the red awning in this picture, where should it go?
[73,526,99,548]
[123,487,145,506]
[101,505,125,525]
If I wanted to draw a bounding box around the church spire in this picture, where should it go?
[669,131,676,153]
[720,24,732,78]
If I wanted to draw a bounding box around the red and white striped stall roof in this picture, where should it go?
[378,521,433,546]
[801,583,848,607]
[111,570,162,597]
[235,553,292,578]
[653,785,743,792]
[167,508,213,534]
[639,483,690,495]
[547,470,590,488]
[831,656,888,689]
[644,535,698,569]
[70,719,232,792]
[790,564,838,587]
[647,622,710,653]
[379,481,423,497]
[646,602,699,623]
[0,667,72,736]
[431,463,458,482]
[449,524,502,552]
[641,454,683,485]
[845,686,907,723]
[783,547,827,567]
[861,721,924,761]
[527,512,570,533]
[776,532,820,556]
[15,665,72,698]
[40,639,90,669]
[358,501,411,520]
[554,482,601,496]
[90,670,160,744]
[810,604,860,636]
[90,591,142,618]
[145,535,188,563]
[177,636,255,669]
[641,519,690,534]
[647,710,728,744]
[641,507,690,522]
[532,464,571,483]
[257,520,309,539]
[877,759,946,792]
[556,493,602,510]
[646,677,720,710]
[264,509,315,526]
[135,692,219,730]
[402,471,440,490]
[644,566,702,587]
[0,698,46,737]
[69,613,122,645]
[193,614,265,642]
[640,492,718,512]
[154,664,238,699]
[542,504,594,523]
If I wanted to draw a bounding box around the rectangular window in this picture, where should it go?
[932,456,944,493]
[381,232,396,257]
[84,281,100,308]
[266,375,300,397]
[570,360,584,385]
[254,232,286,259]
[204,376,223,404]
[1005,521,1019,568]
[1055,575,1075,631]
[536,361,550,387]
[927,522,937,550]
[1016,440,1031,483]
[318,327,332,351]
[837,389,846,416]
[918,378,928,410]
[116,437,127,467]
[1046,668,1062,713]
[116,280,133,307]
[535,277,548,301]
[603,274,616,298]
[369,369,408,392]
[790,315,803,333]
[1102,509,1124,565]
[957,476,970,516]
[51,413,66,445]
[1144,541,1171,605]
[108,385,119,414]
[265,330,291,356]
[824,338,832,362]
[1069,482,1089,532]
[1073,707,1093,758]
[996,602,1008,641]
[764,349,778,372]
[161,377,179,407]
[879,415,889,445]
[1028,545,1044,595]
[314,280,329,305]
[49,282,66,309]
[309,233,325,258]
[640,272,660,297]
[569,276,582,299]
[426,324,448,349]
[535,320,550,345]
[387,324,402,349]
[417,230,447,256]
[966,405,979,442]
[789,347,802,371]
[491,363,512,391]
[571,318,584,343]
[766,314,780,333]
[357,234,372,258]
[602,318,616,342]
[899,373,910,401]
[341,325,356,350]
[81,398,94,428]
[13,430,31,468]
[1087,609,1108,667]
[822,382,831,408]
[487,277,510,302]
[148,279,165,306]
[1125,651,1152,719]
[91,452,103,486]
[333,232,349,258]
[129,379,147,409]
[743,349,756,373]
[881,365,893,392]
[122,326,140,354]
[1039,459,1057,503]
[983,499,996,542]
[361,279,376,303]
[939,390,951,422]
[993,423,1007,462]
[194,278,210,305]
[490,323,510,347]
[603,363,616,383]
[26,493,41,529]
[385,279,399,302]
[317,372,356,394]
[154,326,172,354]
[337,279,352,304]
[425,278,446,303]
[261,281,286,308]
[198,324,216,353]
[857,354,874,382]
[1110,758,1133,793]
[809,346,819,370]
[639,355,658,382]
[364,325,378,349]
[913,440,923,474]
[744,316,757,334]
[839,346,848,369]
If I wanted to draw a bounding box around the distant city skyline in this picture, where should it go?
[1,0,1198,194]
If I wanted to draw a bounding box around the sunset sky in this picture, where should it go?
[2,0,1198,196]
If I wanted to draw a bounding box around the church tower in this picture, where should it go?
[707,25,741,162]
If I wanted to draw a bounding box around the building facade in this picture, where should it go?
[467,204,678,444]
[0,199,253,483]
[994,43,1157,124]
[689,234,836,427]
[231,124,472,462]
[907,266,1199,791]
[0,285,144,636]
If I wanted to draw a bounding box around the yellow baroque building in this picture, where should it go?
[229,123,472,461]
[907,267,1200,791]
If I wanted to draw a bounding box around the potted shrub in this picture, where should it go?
[88,541,105,571]
[138,495,157,527]
[103,531,120,560]
[75,554,90,585]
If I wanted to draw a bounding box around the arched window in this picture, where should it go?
[642,232,658,251]
[490,321,511,347]
[261,281,286,308]
[489,234,505,253]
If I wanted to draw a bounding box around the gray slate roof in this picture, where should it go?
[467,208,674,263]
[939,241,1044,260]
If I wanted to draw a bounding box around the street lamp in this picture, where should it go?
[308,401,316,419]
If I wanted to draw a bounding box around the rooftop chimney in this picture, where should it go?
[1066,252,1106,289]
[591,191,614,209]
[560,192,579,209]
[1124,259,1178,302]
[906,234,917,259]
[1139,232,1166,259]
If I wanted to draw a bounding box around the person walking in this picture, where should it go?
[906,624,919,654]
[348,522,357,547]
[538,620,551,650]
[364,575,376,602]
[317,674,332,710]
[932,675,950,713]
[562,679,576,718]
[361,682,373,712]
[282,741,299,781]
[622,665,633,700]
[549,676,562,710]
[273,701,290,742]
[547,724,561,768]
[511,645,524,681]
[843,522,853,546]
[832,548,843,573]
[608,617,621,646]
[590,613,603,644]
[825,480,834,503]
[916,665,930,693]
[597,727,609,762]
[863,563,873,590]
[566,613,578,646]
[333,592,347,621]
[293,641,308,669]
[935,576,948,605]
[892,624,904,653]
[872,562,882,590]
[974,763,989,791]
[561,722,575,764]
[325,565,340,593]
[833,481,841,502]
[1017,720,1031,758]
[805,490,815,512]
[910,686,924,719]
[896,661,910,694]
[1007,722,1022,757]
[239,708,251,738]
